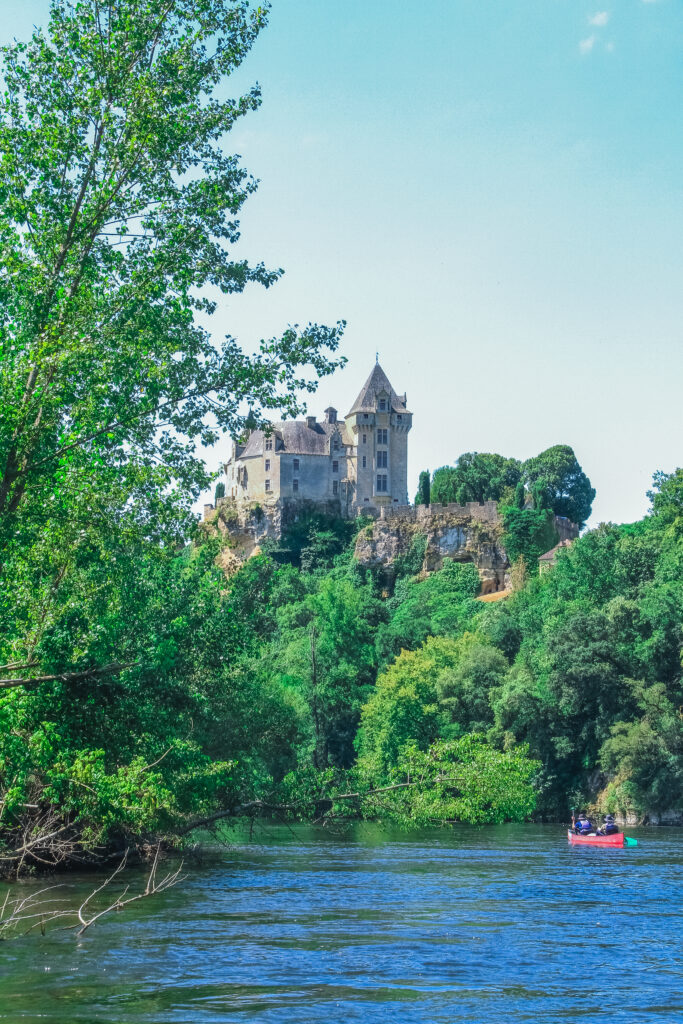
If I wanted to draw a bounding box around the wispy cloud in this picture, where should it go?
[579,35,597,54]
[589,11,610,27]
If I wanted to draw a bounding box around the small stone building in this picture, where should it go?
[221,362,412,516]
[538,538,574,573]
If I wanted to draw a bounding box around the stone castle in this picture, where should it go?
[220,362,412,515]
[203,360,578,590]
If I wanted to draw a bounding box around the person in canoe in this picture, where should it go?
[572,812,595,835]
[598,814,619,836]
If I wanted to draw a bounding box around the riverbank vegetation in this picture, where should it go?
[1,2,680,878]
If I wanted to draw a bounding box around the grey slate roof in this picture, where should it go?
[346,362,409,415]
[538,539,574,562]
[239,419,353,458]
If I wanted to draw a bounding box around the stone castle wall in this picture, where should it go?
[377,501,500,525]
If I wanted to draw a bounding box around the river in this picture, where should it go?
[0,823,681,1022]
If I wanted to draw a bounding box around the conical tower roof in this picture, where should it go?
[346,362,409,416]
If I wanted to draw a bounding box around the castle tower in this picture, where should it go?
[344,363,412,510]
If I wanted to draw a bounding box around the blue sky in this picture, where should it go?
[3,1,682,524]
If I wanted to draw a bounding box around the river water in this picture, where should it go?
[0,824,681,1023]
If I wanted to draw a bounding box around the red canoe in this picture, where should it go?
[567,829,624,846]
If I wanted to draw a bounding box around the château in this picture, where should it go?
[221,362,412,516]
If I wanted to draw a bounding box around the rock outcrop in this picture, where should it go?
[354,502,508,593]
[202,496,343,563]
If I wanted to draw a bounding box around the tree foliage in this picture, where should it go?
[415,469,430,506]
[431,453,522,505]
[523,445,595,526]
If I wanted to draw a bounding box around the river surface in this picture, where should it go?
[0,823,681,1023]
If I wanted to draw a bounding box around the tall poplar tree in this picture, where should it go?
[0,0,344,673]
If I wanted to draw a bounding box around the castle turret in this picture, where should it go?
[344,362,412,509]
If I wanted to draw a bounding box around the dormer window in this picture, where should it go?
[379,399,386,411]
[265,437,273,451]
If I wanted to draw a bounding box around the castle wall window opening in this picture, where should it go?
[265,438,273,451]
[332,460,339,473]
[376,474,387,492]
[333,480,339,495]
[362,434,366,444]
[293,479,299,492]
[265,479,271,492]
[293,458,299,471]
[265,459,270,471]
[377,450,388,468]
[377,428,388,445]
[379,399,386,411]
[362,456,366,468]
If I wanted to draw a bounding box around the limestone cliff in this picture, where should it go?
[354,502,508,593]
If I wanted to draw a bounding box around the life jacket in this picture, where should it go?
[603,822,618,835]
[575,819,593,834]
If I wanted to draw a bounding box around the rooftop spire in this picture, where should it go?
[346,362,409,416]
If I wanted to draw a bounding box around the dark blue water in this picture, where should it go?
[0,824,681,1022]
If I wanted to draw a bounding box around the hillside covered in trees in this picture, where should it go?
[0,1,680,877]
[2,466,681,872]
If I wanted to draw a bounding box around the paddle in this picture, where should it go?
[624,836,638,847]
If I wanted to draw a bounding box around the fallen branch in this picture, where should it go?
[0,662,136,689]
[178,775,468,835]
[0,844,185,940]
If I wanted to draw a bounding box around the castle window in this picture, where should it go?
[293,479,299,492]
[376,474,387,492]
[377,450,388,468]
[333,437,340,449]
[265,437,273,451]
[265,479,271,492]
[379,399,386,411]
[265,459,270,471]
[332,460,339,473]
[377,428,388,445]
[362,456,366,468]
[397,414,402,421]
[363,414,368,420]
[333,480,339,495]
[293,458,299,471]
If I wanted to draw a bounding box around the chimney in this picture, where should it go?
[324,406,337,424]
[306,416,316,429]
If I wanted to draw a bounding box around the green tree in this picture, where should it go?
[0,0,345,871]
[501,507,559,569]
[523,445,595,526]
[276,577,383,769]
[0,0,345,659]
[356,636,458,777]
[377,560,481,662]
[415,470,431,506]
[648,468,683,535]
[431,453,522,505]
[214,481,226,504]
